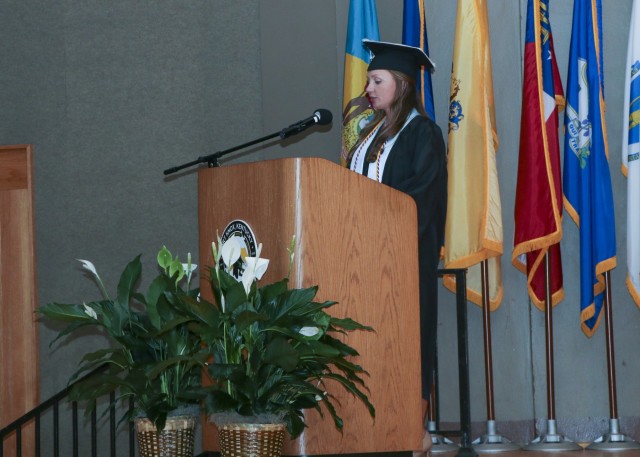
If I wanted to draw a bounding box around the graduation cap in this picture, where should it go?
[363,39,435,76]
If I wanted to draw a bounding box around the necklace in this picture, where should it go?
[351,120,386,182]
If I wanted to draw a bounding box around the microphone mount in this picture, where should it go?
[163,109,332,175]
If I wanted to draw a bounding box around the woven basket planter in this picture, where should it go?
[135,414,198,457]
[216,422,286,457]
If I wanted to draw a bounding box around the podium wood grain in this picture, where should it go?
[198,158,423,455]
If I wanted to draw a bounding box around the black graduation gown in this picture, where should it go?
[353,115,447,400]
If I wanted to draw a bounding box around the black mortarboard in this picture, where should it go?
[363,39,435,76]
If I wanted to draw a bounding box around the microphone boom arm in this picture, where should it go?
[163,130,281,175]
[163,109,332,175]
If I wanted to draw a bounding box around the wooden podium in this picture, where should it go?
[198,157,423,455]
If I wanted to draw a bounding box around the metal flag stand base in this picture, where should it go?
[472,420,521,453]
[523,419,582,452]
[427,421,459,454]
[587,418,640,451]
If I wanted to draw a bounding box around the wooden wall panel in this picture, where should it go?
[0,145,38,457]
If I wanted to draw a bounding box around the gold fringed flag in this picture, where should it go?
[563,0,616,336]
[444,0,503,310]
[513,0,565,310]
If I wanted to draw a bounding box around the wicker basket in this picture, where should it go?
[216,422,286,457]
[135,414,197,457]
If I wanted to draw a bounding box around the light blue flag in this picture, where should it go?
[563,0,616,336]
[402,0,435,121]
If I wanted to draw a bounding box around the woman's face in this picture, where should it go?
[365,69,397,115]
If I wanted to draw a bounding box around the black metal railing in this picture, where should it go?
[0,367,135,457]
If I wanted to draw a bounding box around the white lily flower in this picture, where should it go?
[241,256,269,294]
[182,253,197,284]
[77,258,110,299]
[77,259,99,278]
[211,241,220,264]
[220,237,243,269]
[83,303,97,320]
[244,256,269,281]
[299,326,320,337]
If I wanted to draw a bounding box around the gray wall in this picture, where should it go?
[1,0,638,447]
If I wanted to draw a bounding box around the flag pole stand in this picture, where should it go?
[427,370,459,453]
[524,253,581,452]
[471,260,520,453]
[587,272,640,451]
[428,420,459,453]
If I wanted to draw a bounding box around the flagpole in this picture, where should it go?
[471,260,519,452]
[524,252,581,451]
[587,272,640,450]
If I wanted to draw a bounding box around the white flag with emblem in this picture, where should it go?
[622,0,640,307]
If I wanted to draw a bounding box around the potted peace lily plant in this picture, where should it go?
[180,236,375,456]
[39,247,207,457]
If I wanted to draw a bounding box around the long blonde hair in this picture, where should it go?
[347,70,428,163]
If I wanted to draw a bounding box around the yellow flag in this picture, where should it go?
[444,0,503,310]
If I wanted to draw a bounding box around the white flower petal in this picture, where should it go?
[182,262,197,275]
[299,326,320,337]
[77,259,98,277]
[244,257,269,280]
[220,237,243,268]
[241,271,254,295]
[182,261,197,284]
[211,241,220,264]
[83,303,97,320]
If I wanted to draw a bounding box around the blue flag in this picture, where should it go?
[402,0,435,121]
[563,0,616,336]
[341,0,380,165]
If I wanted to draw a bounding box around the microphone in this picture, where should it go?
[279,109,333,139]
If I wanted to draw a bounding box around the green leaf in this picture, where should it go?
[278,287,318,317]
[38,302,96,323]
[320,372,375,419]
[181,295,221,328]
[319,333,360,357]
[169,258,185,283]
[297,341,341,358]
[330,316,373,332]
[206,391,239,412]
[285,410,306,438]
[116,255,142,312]
[319,395,343,432]
[146,275,172,329]
[234,310,268,333]
[208,363,244,381]
[263,338,299,372]
[157,246,172,271]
